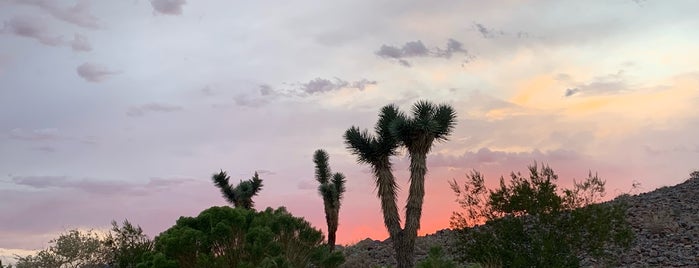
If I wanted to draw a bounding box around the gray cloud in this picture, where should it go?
[297,179,316,190]
[473,22,530,39]
[150,0,187,15]
[233,94,273,108]
[70,33,91,52]
[76,62,120,82]
[235,78,377,107]
[127,103,183,117]
[563,70,629,97]
[9,128,62,141]
[425,147,581,169]
[256,170,276,176]
[2,16,64,46]
[564,88,580,97]
[11,175,192,196]
[34,146,57,153]
[375,39,472,67]
[13,0,100,29]
[299,78,377,94]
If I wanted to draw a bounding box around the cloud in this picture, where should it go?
[297,179,316,190]
[563,70,630,97]
[13,0,100,29]
[150,0,187,15]
[70,33,91,52]
[472,22,531,39]
[10,175,192,196]
[8,128,62,141]
[256,170,276,176]
[564,88,580,97]
[76,62,120,82]
[425,147,581,169]
[2,15,64,46]
[233,94,273,108]
[235,78,377,107]
[298,78,377,94]
[375,39,472,67]
[34,146,57,153]
[126,103,183,117]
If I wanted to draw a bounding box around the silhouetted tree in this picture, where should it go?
[142,206,344,267]
[211,171,263,210]
[344,100,456,268]
[313,149,347,251]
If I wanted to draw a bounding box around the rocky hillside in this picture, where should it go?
[339,173,699,267]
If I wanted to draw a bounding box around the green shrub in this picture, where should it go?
[450,164,633,267]
[416,246,456,268]
[141,206,344,268]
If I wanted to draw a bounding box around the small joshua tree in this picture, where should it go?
[313,149,346,251]
[212,170,263,210]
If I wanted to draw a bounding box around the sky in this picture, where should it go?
[1,0,699,261]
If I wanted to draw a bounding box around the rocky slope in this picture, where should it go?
[339,173,699,267]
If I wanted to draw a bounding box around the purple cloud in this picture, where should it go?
[2,16,64,46]
[150,0,187,15]
[126,103,184,117]
[76,62,120,82]
[375,39,472,67]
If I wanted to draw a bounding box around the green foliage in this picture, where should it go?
[211,171,263,210]
[416,246,457,268]
[314,149,347,251]
[450,164,633,267]
[103,219,154,268]
[15,229,106,268]
[144,206,344,268]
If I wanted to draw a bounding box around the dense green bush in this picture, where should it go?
[416,246,457,268]
[450,164,633,267]
[140,206,344,268]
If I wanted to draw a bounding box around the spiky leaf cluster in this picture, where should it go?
[211,171,263,210]
[314,150,346,208]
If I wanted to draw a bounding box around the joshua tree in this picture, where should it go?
[344,101,456,268]
[313,149,347,251]
[211,171,263,210]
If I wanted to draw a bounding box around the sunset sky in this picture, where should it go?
[1,0,699,262]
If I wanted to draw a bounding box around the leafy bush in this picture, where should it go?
[416,246,456,268]
[141,206,343,268]
[450,164,633,267]
[104,219,154,268]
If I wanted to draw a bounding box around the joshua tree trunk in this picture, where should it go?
[392,232,416,268]
[376,163,402,236]
[344,101,456,268]
[398,151,429,268]
[327,209,338,251]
